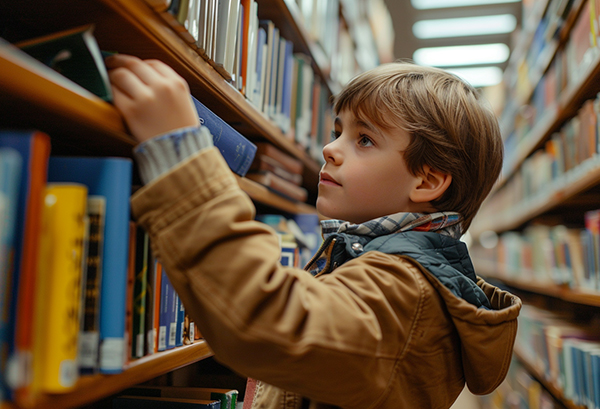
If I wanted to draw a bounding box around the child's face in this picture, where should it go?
[316,109,422,224]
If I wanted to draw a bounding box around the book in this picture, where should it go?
[33,183,88,392]
[122,386,238,409]
[16,24,112,101]
[249,154,303,185]
[157,267,177,351]
[147,260,163,355]
[259,20,275,115]
[124,221,137,365]
[175,291,186,347]
[246,171,308,202]
[132,227,150,358]
[113,396,221,408]
[0,147,22,403]
[253,142,304,175]
[190,96,257,177]
[0,130,51,401]
[78,196,106,374]
[252,27,267,110]
[47,156,133,374]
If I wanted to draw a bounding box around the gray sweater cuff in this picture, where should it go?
[133,126,214,185]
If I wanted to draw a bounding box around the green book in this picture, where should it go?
[16,24,113,101]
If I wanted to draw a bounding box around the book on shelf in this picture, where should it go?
[190,95,257,177]
[0,147,22,403]
[246,170,308,202]
[47,156,133,374]
[252,26,268,110]
[259,20,276,115]
[213,0,239,79]
[157,267,177,351]
[122,386,239,409]
[0,130,51,401]
[15,24,113,101]
[147,260,164,355]
[249,154,303,186]
[124,221,137,367]
[132,227,150,359]
[78,195,106,375]
[33,183,88,393]
[267,27,280,122]
[253,142,304,175]
[113,396,221,408]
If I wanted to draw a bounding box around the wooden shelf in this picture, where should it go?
[513,347,586,409]
[15,341,212,409]
[472,155,600,236]
[237,176,318,215]
[496,0,590,191]
[474,259,600,307]
[0,17,319,214]
[0,0,321,179]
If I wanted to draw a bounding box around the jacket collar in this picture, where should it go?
[320,211,463,240]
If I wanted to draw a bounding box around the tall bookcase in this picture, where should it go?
[470,0,600,408]
[0,0,393,408]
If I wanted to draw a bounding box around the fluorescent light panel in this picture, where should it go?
[445,66,504,87]
[413,14,516,39]
[413,43,510,66]
[411,0,519,9]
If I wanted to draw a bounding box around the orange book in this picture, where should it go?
[8,130,51,401]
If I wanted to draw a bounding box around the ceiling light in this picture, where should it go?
[411,0,519,9]
[445,66,504,87]
[413,43,510,66]
[413,14,517,39]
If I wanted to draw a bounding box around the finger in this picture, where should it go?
[106,54,163,86]
[108,67,150,100]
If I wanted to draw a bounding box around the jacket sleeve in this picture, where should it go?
[130,147,425,409]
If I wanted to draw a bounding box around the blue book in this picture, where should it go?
[0,130,50,399]
[157,268,177,351]
[592,350,600,409]
[113,396,221,408]
[0,147,23,401]
[175,292,185,347]
[190,96,257,177]
[47,156,132,374]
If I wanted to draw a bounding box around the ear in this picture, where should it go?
[409,165,452,204]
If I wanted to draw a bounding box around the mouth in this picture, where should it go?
[319,172,341,186]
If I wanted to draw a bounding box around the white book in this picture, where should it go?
[222,0,240,75]
[256,37,268,111]
[275,37,287,129]
[267,28,280,120]
[196,0,208,53]
[259,20,274,114]
[214,0,230,68]
[232,4,243,90]
[184,0,200,43]
[245,1,258,100]
[206,0,216,59]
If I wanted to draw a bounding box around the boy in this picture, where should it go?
[106,55,521,409]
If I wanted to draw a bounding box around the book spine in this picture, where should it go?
[78,196,106,374]
[33,183,88,392]
[132,229,149,358]
[157,268,172,352]
[190,96,257,177]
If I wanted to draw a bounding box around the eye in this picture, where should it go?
[358,134,374,147]
[331,130,341,139]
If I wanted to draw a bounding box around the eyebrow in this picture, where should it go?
[334,117,379,134]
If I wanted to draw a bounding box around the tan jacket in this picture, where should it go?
[131,147,522,409]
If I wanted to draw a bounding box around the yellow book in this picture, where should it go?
[32,183,88,393]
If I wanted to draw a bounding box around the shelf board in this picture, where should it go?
[473,155,600,236]
[16,341,212,409]
[474,259,600,307]
[237,176,317,215]
[0,43,134,157]
[513,347,586,409]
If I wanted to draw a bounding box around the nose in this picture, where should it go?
[322,138,342,164]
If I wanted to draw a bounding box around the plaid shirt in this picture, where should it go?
[321,211,463,240]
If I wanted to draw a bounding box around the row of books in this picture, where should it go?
[472,208,600,292]
[478,357,565,409]
[146,0,334,162]
[480,91,600,225]
[500,0,599,166]
[515,304,600,409]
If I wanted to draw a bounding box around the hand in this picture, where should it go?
[105,54,200,143]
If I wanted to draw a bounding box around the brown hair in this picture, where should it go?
[333,62,503,232]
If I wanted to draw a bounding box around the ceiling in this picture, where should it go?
[382,0,523,71]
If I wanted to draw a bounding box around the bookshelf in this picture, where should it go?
[471,0,600,407]
[0,0,393,408]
